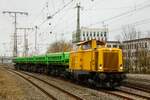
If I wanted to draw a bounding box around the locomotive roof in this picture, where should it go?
[77,39,106,46]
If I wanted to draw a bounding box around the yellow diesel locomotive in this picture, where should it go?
[69,39,126,88]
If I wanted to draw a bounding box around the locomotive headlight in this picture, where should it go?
[99,66,102,69]
[99,64,103,70]
[120,67,123,70]
[120,64,123,70]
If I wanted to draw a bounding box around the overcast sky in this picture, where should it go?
[0,0,150,56]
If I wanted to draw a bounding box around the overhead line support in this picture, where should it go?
[2,11,28,57]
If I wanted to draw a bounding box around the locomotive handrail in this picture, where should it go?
[76,39,106,46]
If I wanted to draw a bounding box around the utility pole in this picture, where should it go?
[35,26,39,55]
[61,33,64,52]
[17,28,33,57]
[75,3,81,43]
[102,21,108,41]
[2,11,28,57]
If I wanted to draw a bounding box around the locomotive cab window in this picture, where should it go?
[82,44,91,50]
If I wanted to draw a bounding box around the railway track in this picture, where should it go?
[5,69,56,100]
[99,80,150,100]
[6,68,83,100]
[3,65,150,100]
[22,70,137,100]
[103,87,150,100]
[100,89,134,100]
[116,88,150,100]
[123,82,150,93]
[127,76,150,83]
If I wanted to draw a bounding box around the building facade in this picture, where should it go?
[107,38,150,73]
[122,38,150,73]
[72,27,108,43]
[106,41,121,48]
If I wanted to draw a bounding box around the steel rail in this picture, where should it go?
[6,69,57,100]
[123,84,150,93]
[123,82,150,93]
[100,90,134,100]
[20,71,83,100]
[116,88,150,100]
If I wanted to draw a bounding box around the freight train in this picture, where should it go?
[13,39,126,88]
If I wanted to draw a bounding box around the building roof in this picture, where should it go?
[77,39,106,46]
[123,38,150,43]
[107,41,120,43]
[80,27,108,32]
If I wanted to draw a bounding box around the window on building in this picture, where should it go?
[141,42,143,48]
[107,45,111,48]
[104,32,106,37]
[140,43,141,48]
[83,33,85,36]
[145,42,147,48]
[97,32,99,36]
[134,44,136,49]
[119,45,122,49]
[90,32,92,36]
[123,45,125,49]
[101,32,103,36]
[130,44,131,49]
[136,44,138,49]
[87,32,88,36]
[128,52,131,57]
[113,45,117,48]
[94,32,95,36]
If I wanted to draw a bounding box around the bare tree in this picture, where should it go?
[119,25,150,74]
[136,46,150,73]
[146,31,150,38]
[120,25,141,73]
[46,40,72,53]
[147,52,150,73]
[121,25,140,41]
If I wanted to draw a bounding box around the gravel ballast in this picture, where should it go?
[0,66,49,100]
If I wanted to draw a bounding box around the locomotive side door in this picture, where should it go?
[95,51,98,71]
[90,50,98,71]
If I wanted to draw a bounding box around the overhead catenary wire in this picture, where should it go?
[28,1,74,54]
[30,6,46,27]
[29,0,150,52]
[46,0,51,17]
[83,6,133,11]
[38,6,74,38]
[39,9,75,47]
[49,7,75,33]
[27,1,52,43]
[51,0,56,12]
[109,18,150,32]
[38,0,74,27]
[87,0,150,27]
